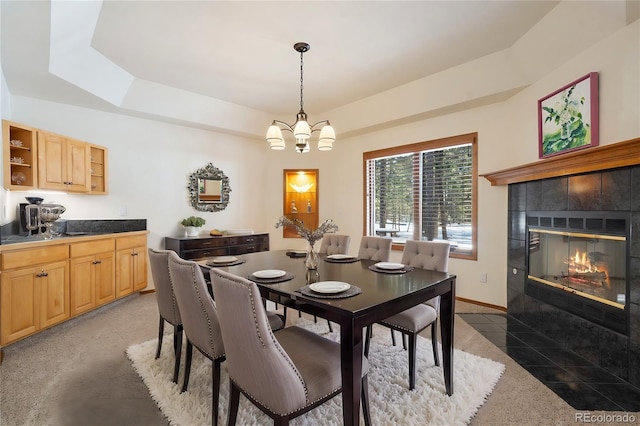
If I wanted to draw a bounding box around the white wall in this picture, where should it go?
[6,97,268,253]
[0,66,10,225]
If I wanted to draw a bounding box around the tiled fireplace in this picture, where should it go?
[507,164,640,387]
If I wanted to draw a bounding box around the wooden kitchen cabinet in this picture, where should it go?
[37,130,90,192]
[115,234,147,298]
[0,232,146,350]
[2,120,38,190]
[69,239,116,316]
[0,245,69,346]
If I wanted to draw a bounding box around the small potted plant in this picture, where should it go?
[181,216,206,237]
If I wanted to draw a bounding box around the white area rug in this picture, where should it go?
[127,318,504,425]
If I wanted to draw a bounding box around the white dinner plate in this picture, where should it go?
[211,256,238,264]
[374,262,405,270]
[326,254,355,260]
[309,281,351,294]
[253,269,287,279]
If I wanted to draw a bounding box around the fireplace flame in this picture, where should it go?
[572,249,598,273]
[564,249,609,288]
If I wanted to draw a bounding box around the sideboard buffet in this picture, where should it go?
[165,233,269,259]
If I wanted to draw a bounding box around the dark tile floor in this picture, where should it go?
[459,313,640,412]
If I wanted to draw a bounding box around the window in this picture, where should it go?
[363,133,477,260]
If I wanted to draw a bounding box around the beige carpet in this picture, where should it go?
[1,294,628,426]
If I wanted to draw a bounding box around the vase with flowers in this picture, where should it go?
[275,217,339,269]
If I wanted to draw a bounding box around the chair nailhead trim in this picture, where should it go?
[215,271,310,405]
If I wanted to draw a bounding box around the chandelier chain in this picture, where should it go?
[299,49,304,112]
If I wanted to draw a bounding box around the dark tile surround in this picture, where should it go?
[461,313,640,411]
[507,165,640,392]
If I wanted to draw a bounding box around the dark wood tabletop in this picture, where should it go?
[200,249,457,426]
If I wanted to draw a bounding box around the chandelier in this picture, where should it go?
[266,42,335,153]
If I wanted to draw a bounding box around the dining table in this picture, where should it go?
[199,249,457,426]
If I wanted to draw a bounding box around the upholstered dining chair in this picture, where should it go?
[358,236,395,352]
[168,254,227,425]
[169,255,285,395]
[210,268,371,426]
[358,236,392,261]
[369,240,450,390]
[318,233,351,255]
[148,248,183,384]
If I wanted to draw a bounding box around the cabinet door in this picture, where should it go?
[37,131,90,192]
[115,248,134,298]
[132,246,147,291]
[1,267,39,345]
[70,255,96,316]
[65,138,90,192]
[95,251,116,306]
[0,260,69,345]
[39,261,70,329]
[38,131,66,190]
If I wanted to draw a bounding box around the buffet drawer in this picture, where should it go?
[1,244,69,270]
[182,248,228,260]
[182,237,230,250]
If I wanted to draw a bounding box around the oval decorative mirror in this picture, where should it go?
[188,163,231,212]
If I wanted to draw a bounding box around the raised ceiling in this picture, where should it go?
[1,1,634,139]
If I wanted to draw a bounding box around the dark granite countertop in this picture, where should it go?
[0,219,147,247]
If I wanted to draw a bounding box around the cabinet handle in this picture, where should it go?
[131,252,138,256]
[36,270,49,278]
[92,260,102,265]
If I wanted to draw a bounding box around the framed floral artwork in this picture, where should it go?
[538,72,599,158]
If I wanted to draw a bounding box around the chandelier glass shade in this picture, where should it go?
[266,42,335,153]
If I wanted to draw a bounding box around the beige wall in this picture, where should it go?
[266,18,640,307]
[1,15,638,307]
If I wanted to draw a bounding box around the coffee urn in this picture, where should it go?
[19,196,44,235]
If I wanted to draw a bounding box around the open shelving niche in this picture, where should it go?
[3,121,37,190]
[283,169,319,239]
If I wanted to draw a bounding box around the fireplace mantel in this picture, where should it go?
[481,137,640,186]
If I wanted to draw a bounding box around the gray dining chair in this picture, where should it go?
[358,236,392,261]
[148,248,183,384]
[318,233,351,255]
[369,239,450,390]
[210,268,371,426]
[358,236,395,352]
[168,254,227,426]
